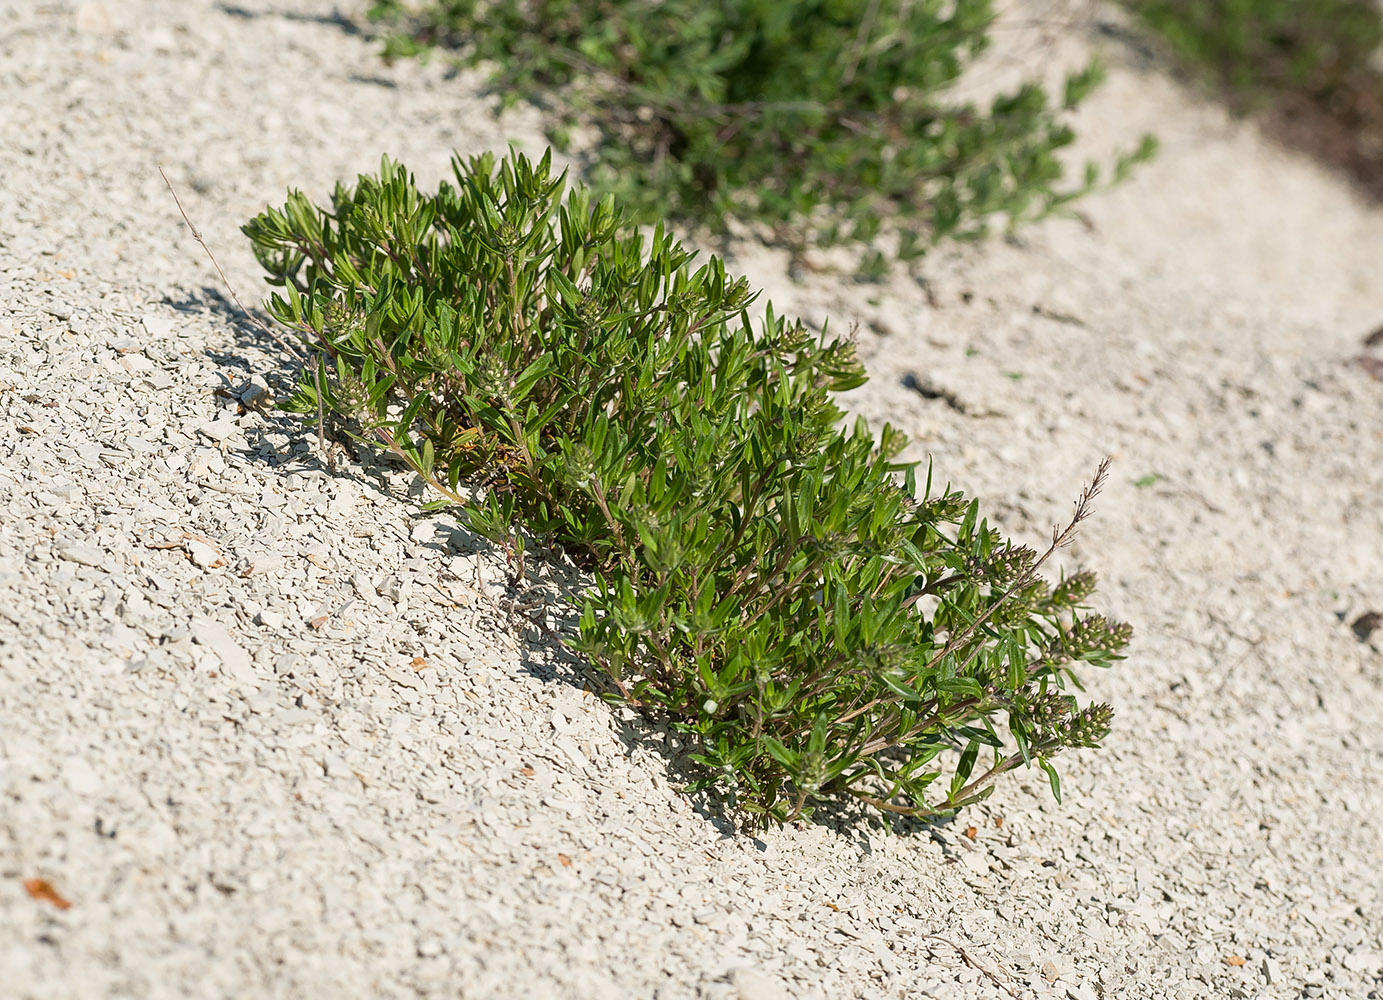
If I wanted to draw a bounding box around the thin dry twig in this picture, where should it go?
[158,164,307,362]
[921,457,1111,676]
[920,934,1021,999]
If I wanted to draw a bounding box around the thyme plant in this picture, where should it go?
[243,151,1130,827]
[365,0,1156,272]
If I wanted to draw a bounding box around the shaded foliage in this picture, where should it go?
[366,0,1154,272]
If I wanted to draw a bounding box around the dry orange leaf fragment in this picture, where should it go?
[520,767,535,777]
[23,878,71,910]
[965,826,978,840]
[1225,955,1245,967]
[411,657,428,670]
[994,816,1004,829]
[557,853,572,867]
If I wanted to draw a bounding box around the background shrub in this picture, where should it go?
[243,150,1130,827]
[364,0,1155,272]
[1129,0,1381,100]
[1126,0,1383,196]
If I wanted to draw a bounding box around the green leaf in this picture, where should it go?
[1039,758,1062,803]
[762,738,798,770]
[879,672,923,702]
[949,740,980,799]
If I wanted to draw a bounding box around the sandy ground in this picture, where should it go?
[1,2,1381,998]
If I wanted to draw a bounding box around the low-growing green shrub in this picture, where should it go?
[365,0,1155,272]
[243,150,1130,827]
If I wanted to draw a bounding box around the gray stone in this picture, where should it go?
[56,544,103,567]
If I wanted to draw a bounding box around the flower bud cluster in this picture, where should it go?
[561,443,597,490]
[1018,693,1113,750]
[853,643,907,676]
[1064,703,1114,748]
[473,352,509,399]
[1020,689,1075,732]
[1051,569,1098,607]
[576,294,603,330]
[495,220,523,256]
[324,300,365,345]
[1067,614,1133,657]
[988,544,1036,586]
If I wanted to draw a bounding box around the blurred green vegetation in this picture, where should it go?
[1130,0,1381,100]
[1127,0,1383,195]
[365,0,1153,273]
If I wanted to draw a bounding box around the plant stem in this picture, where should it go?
[920,459,1110,675]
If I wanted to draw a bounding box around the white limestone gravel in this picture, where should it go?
[1,2,1382,999]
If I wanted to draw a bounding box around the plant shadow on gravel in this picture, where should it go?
[497,558,961,841]
[171,287,419,500]
[216,3,408,90]
[510,584,961,842]
[168,286,290,377]
[176,286,717,708]
[217,3,369,38]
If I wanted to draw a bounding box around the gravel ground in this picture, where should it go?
[2,2,1382,999]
